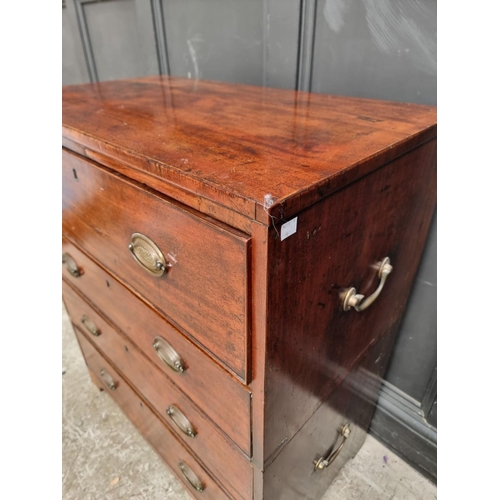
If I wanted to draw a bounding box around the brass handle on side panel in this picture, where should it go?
[128,232,170,277]
[178,461,204,492]
[153,336,185,373]
[314,423,351,471]
[167,405,196,438]
[342,257,393,312]
[62,253,82,278]
[81,315,101,337]
[99,369,116,391]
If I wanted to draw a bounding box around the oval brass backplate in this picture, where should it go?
[81,314,101,337]
[62,253,81,278]
[167,405,196,438]
[153,336,185,373]
[99,368,116,390]
[128,232,168,277]
[178,461,204,492]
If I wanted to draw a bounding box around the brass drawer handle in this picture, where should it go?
[153,336,185,373]
[81,314,101,337]
[342,257,393,312]
[178,461,204,492]
[167,405,196,438]
[314,423,351,471]
[99,368,117,390]
[62,253,82,278]
[128,232,169,277]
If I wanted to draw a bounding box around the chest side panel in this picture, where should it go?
[262,326,399,500]
[263,139,437,461]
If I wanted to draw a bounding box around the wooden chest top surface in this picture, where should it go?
[62,76,436,223]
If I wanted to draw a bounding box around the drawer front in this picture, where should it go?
[67,295,252,500]
[62,239,251,456]
[77,333,235,500]
[62,149,250,382]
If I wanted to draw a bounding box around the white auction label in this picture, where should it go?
[281,217,298,241]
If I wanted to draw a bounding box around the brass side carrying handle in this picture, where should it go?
[81,314,101,337]
[314,423,351,471]
[178,461,204,492]
[128,232,170,277]
[62,253,82,278]
[167,405,196,438]
[153,336,185,373]
[99,368,117,391]
[342,257,393,312]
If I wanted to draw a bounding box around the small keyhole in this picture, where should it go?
[106,280,110,288]
[124,345,128,352]
[72,168,78,181]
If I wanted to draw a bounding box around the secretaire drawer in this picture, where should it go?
[61,247,251,456]
[69,297,252,500]
[62,149,250,382]
[77,332,235,500]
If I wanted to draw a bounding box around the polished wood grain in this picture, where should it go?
[62,76,436,224]
[260,139,437,462]
[84,148,253,234]
[63,77,437,499]
[261,326,399,500]
[62,149,251,382]
[248,220,269,473]
[62,238,251,455]
[77,331,234,500]
[65,293,252,500]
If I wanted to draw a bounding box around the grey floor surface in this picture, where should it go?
[62,305,436,500]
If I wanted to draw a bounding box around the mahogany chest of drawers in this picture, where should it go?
[62,76,436,500]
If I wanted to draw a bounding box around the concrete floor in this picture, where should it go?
[62,305,436,500]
